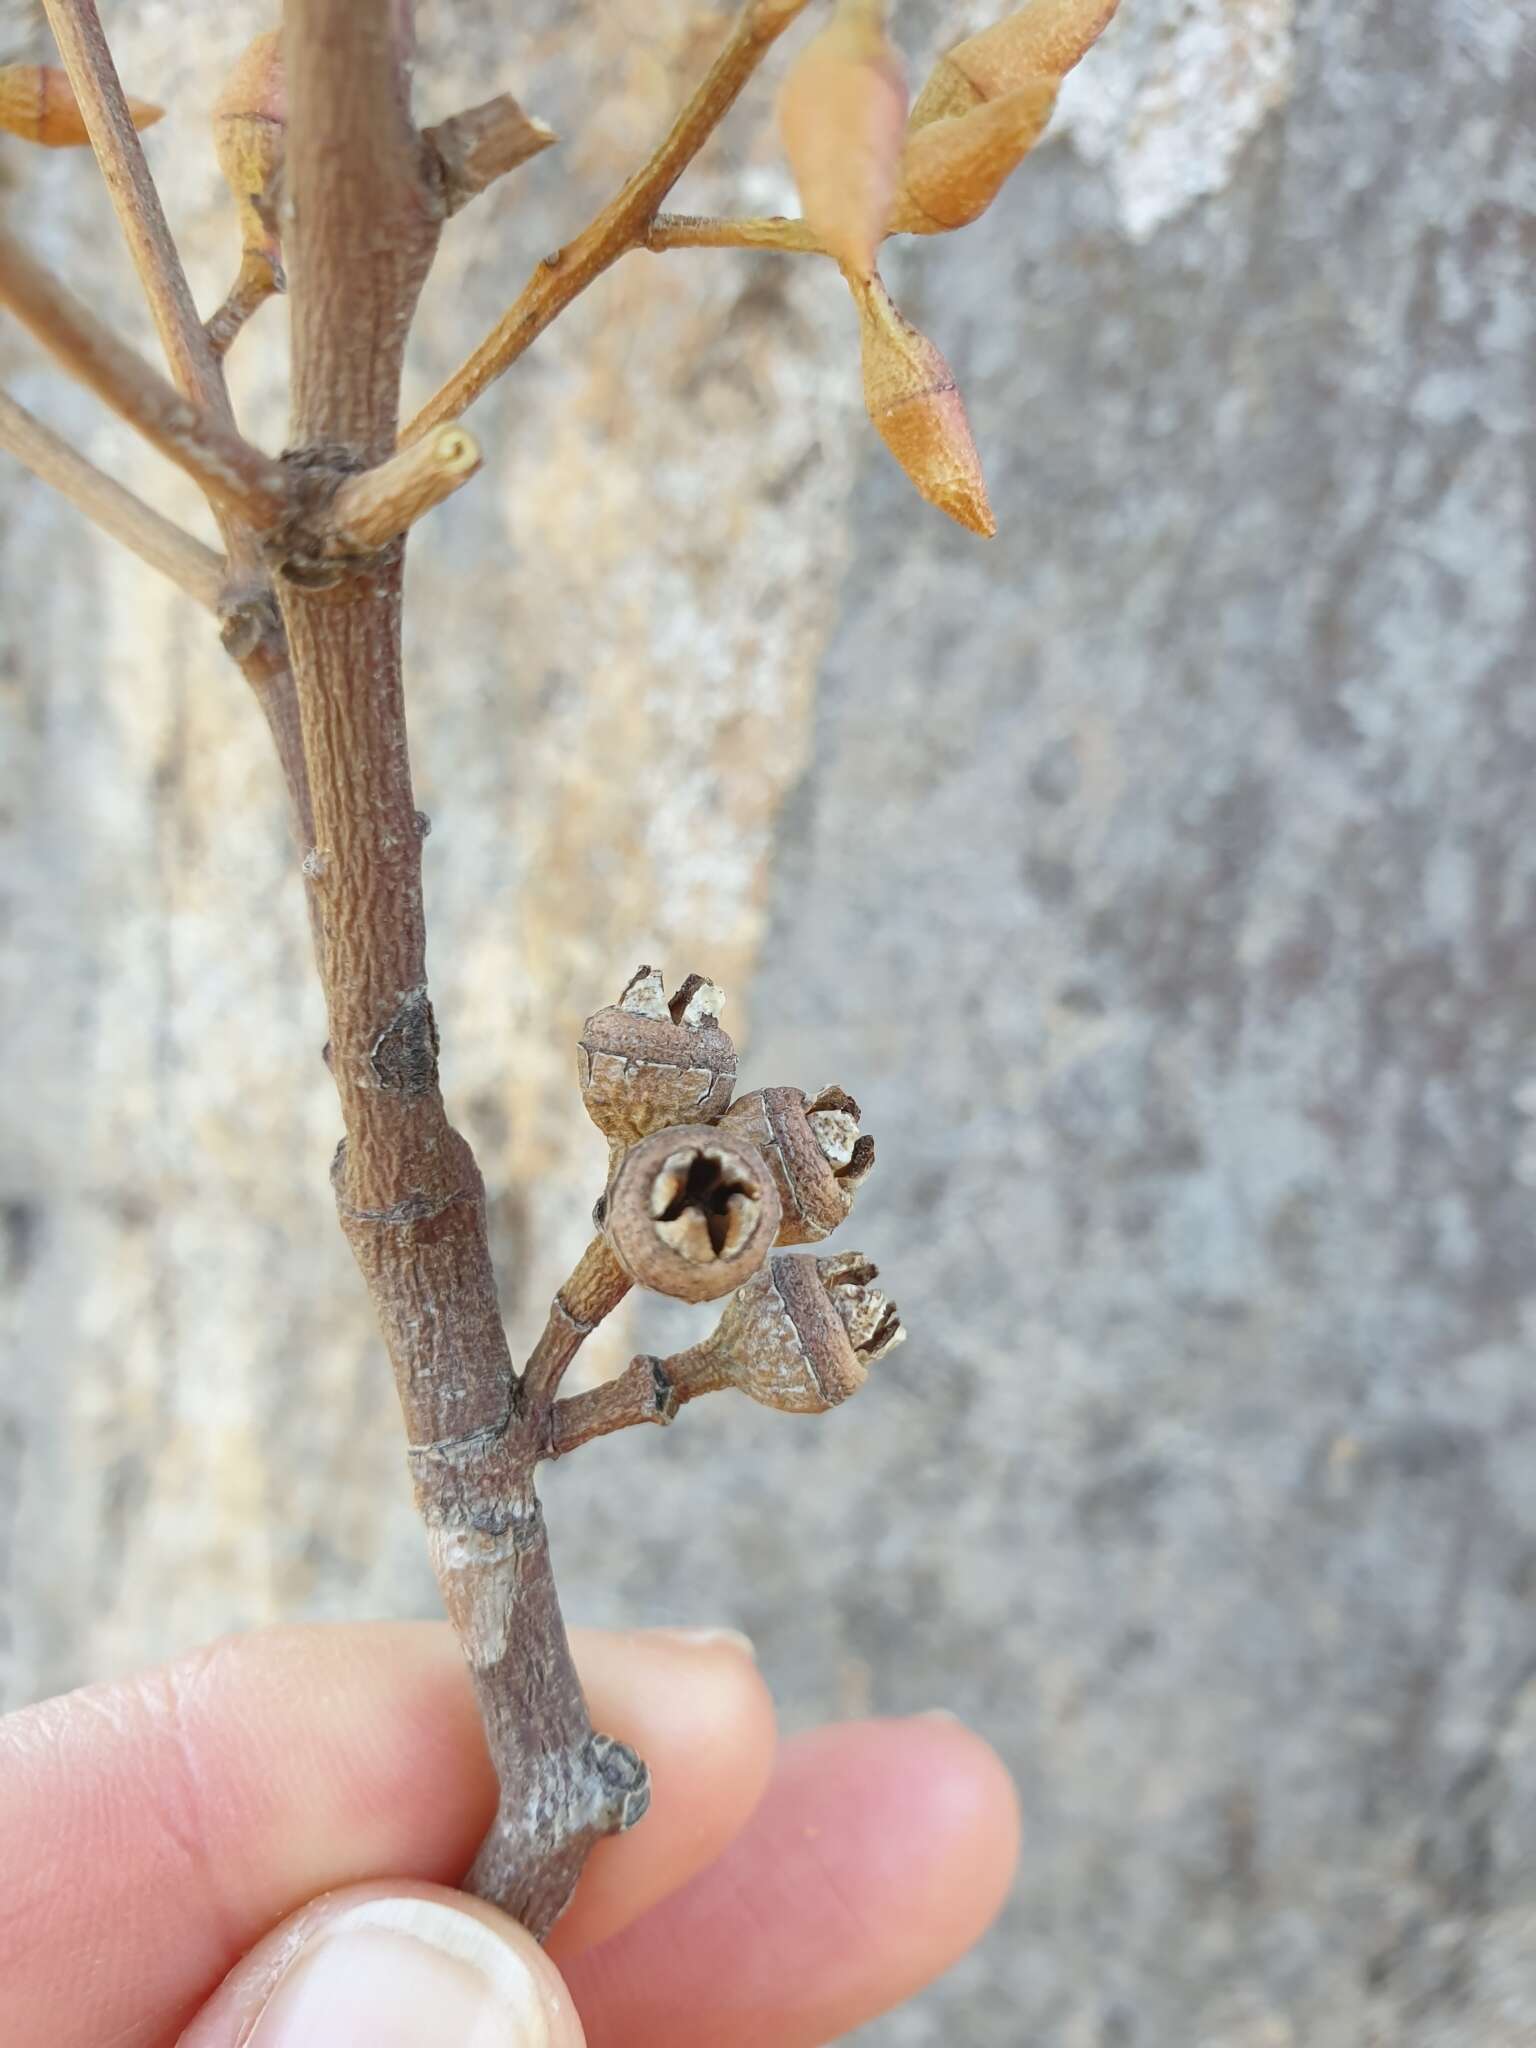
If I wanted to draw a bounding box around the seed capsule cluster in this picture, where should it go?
[578,967,905,1411]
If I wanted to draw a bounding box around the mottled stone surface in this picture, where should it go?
[3,1,1535,2041]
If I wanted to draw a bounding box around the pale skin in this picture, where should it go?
[0,1622,1021,2046]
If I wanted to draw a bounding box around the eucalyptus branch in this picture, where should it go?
[45,0,314,837]
[276,0,647,1941]
[0,388,224,610]
[646,210,827,255]
[402,0,812,442]
[18,0,1120,1969]
[0,227,287,526]
[42,0,229,423]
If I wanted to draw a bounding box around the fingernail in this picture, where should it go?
[648,1625,757,1659]
[249,1896,553,2046]
[915,1707,964,1724]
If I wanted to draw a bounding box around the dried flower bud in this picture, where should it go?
[720,1084,875,1245]
[887,79,1058,234]
[578,966,737,1152]
[910,0,1119,128]
[852,272,994,537]
[675,1250,904,1413]
[0,64,161,148]
[213,30,287,291]
[778,0,907,276]
[603,1124,780,1303]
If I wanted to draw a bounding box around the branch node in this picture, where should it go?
[369,986,441,1097]
[651,1356,680,1423]
[218,585,283,661]
[585,1733,652,1834]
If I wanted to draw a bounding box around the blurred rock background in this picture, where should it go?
[2,0,1534,2039]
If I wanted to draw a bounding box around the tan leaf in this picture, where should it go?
[778,0,907,276]
[854,273,995,537]
[888,78,1058,234]
[0,63,161,148]
[910,0,1120,128]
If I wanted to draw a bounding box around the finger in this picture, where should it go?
[551,1627,773,1960]
[0,1621,772,2048]
[566,1715,1021,2048]
[179,1881,584,2048]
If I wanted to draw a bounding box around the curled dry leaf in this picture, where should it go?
[777,0,907,276]
[910,0,1120,128]
[853,272,995,537]
[887,78,1059,233]
[0,63,161,148]
[213,29,287,291]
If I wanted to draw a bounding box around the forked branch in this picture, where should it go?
[403,0,812,441]
[0,227,287,526]
[43,0,313,831]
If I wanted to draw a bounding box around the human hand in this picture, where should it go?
[1,1622,1018,2044]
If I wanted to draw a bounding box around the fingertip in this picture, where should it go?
[566,1711,1021,2047]
[180,1882,585,2048]
[895,1711,1022,1939]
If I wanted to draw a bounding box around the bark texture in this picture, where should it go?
[3,0,1535,2038]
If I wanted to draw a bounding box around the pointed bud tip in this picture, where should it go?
[0,64,161,147]
[947,487,998,538]
[909,0,1119,127]
[856,277,995,537]
[891,80,1060,234]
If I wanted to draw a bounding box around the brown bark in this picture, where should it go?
[274,0,637,1936]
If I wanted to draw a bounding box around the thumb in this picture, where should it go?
[177,1880,586,2047]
